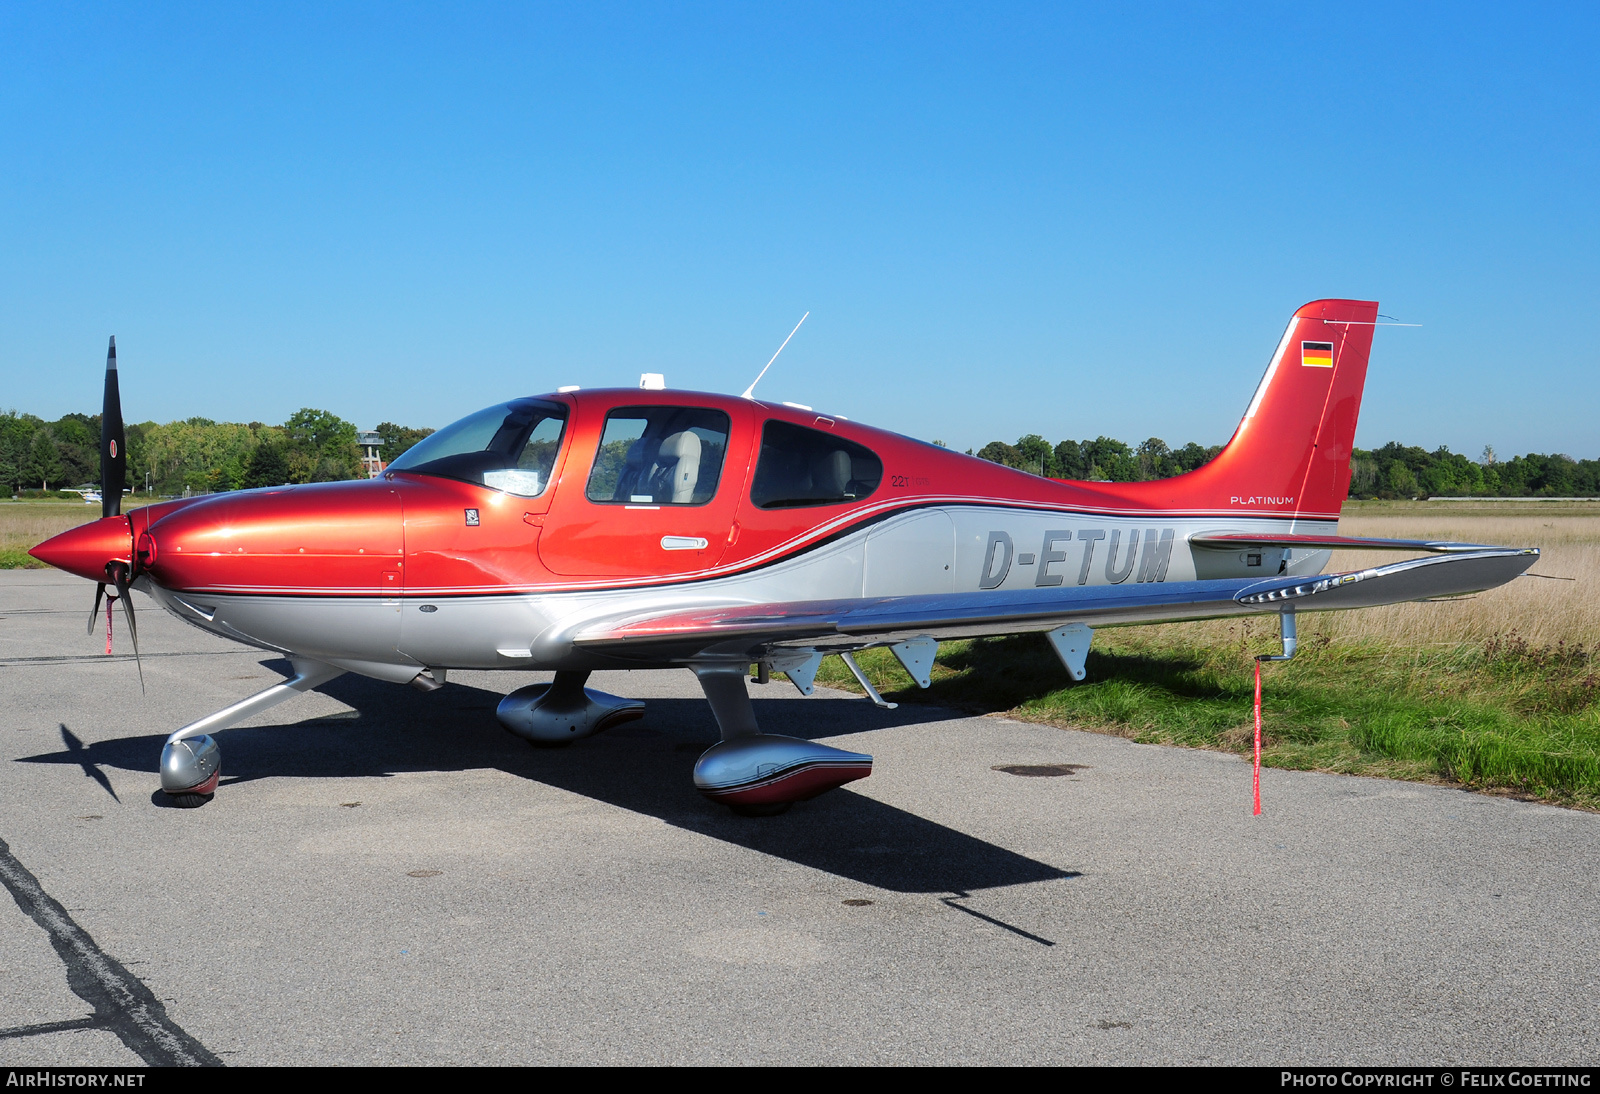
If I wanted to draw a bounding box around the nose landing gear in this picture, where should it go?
[157,659,346,809]
[160,733,219,808]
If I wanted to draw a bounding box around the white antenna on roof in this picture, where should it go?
[741,311,809,400]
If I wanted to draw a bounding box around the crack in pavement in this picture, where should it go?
[0,835,221,1066]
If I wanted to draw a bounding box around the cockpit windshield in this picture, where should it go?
[387,399,567,498]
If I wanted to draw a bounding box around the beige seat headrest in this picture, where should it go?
[655,431,702,503]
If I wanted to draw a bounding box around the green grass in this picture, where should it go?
[813,623,1600,810]
[0,547,45,568]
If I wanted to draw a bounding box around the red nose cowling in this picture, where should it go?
[29,516,133,582]
[135,482,404,594]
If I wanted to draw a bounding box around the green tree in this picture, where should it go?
[140,418,262,494]
[123,422,149,494]
[1135,437,1172,480]
[1053,439,1087,479]
[975,441,1025,470]
[242,442,290,489]
[0,434,17,496]
[26,429,63,490]
[1171,442,1216,474]
[0,413,32,495]
[45,414,98,486]
[1082,436,1137,481]
[283,408,361,483]
[1384,462,1418,498]
[375,422,435,464]
[1014,434,1055,477]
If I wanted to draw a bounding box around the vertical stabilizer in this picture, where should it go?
[1153,299,1379,519]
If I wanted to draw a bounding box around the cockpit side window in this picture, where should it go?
[387,399,567,498]
[585,406,731,506]
[750,420,883,508]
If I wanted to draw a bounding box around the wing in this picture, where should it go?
[571,547,1539,665]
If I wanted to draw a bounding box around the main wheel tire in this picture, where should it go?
[729,801,792,817]
[166,791,214,809]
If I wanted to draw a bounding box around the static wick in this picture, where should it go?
[741,311,810,400]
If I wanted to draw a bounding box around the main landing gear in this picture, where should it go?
[496,670,646,744]
[689,663,872,816]
[497,665,871,815]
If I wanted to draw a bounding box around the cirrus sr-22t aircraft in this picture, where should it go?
[33,299,1538,814]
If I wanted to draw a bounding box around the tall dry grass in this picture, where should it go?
[1136,501,1600,651]
[0,502,108,564]
[1315,502,1599,649]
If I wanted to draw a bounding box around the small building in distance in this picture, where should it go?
[359,431,386,478]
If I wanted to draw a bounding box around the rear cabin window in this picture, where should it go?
[750,420,883,508]
[585,406,730,506]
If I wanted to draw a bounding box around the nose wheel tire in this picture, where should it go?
[165,791,214,809]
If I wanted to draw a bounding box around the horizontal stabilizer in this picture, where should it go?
[1234,548,1538,609]
[1191,532,1503,554]
[571,548,1539,664]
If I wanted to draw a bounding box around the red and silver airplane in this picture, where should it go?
[32,300,1538,814]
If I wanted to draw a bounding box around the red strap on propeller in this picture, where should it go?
[1252,659,1263,816]
[105,594,114,655]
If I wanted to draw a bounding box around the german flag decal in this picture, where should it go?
[1301,340,1334,368]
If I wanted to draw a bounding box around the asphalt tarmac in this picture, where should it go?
[1,569,1597,1066]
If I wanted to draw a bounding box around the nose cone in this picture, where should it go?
[29,516,132,582]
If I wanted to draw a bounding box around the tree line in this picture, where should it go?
[0,410,434,497]
[6,406,1594,500]
[967,434,1600,498]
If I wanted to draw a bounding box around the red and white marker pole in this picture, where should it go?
[1251,610,1295,815]
[1252,658,1263,816]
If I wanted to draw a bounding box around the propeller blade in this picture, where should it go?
[87,582,106,635]
[110,564,143,693]
[101,336,126,520]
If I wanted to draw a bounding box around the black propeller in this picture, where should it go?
[88,581,105,634]
[87,335,142,691]
[101,335,125,520]
[109,560,142,692]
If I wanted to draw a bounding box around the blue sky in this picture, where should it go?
[2,2,1596,457]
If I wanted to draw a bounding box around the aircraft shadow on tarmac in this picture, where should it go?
[20,662,1077,896]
